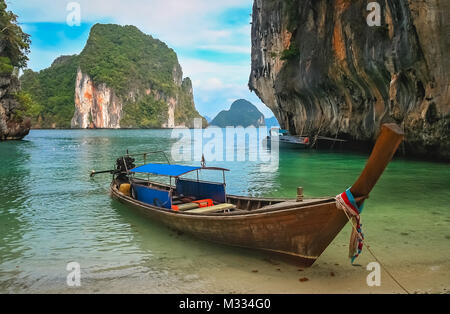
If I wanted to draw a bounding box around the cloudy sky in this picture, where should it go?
[8,0,275,119]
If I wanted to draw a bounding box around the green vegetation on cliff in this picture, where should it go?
[121,95,167,129]
[0,0,32,140]
[175,77,204,127]
[20,55,79,128]
[0,56,13,75]
[0,0,30,69]
[20,23,202,128]
[79,24,179,97]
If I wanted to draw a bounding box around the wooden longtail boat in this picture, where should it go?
[104,124,404,267]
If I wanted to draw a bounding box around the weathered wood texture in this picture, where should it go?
[111,123,404,266]
[112,182,342,267]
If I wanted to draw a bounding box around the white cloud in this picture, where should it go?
[10,0,251,46]
[197,45,251,54]
[179,58,249,82]
[200,78,228,91]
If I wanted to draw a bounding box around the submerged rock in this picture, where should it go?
[249,0,449,160]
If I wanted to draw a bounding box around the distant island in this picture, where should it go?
[209,99,265,128]
[20,24,205,129]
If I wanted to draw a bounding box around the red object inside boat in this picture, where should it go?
[193,199,214,208]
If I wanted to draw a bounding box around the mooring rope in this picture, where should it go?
[339,203,411,294]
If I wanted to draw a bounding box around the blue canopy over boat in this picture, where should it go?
[130,163,229,177]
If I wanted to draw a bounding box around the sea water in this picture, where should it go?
[0,130,449,293]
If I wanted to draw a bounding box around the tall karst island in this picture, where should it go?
[249,0,449,160]
[21,24,204,129]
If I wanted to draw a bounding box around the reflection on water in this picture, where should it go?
[0,129,449,293]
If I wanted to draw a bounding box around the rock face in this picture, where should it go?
[249,0,449,159]
[71,66,200,129]
[210,99,265,128]
[0,74,30,140]
[21,24,204,129]
[71,68,122,128]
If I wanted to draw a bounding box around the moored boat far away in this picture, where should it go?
[92,124,405,267]
[266,128,310,149]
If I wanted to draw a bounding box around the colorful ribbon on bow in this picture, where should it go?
[336,188,365,264]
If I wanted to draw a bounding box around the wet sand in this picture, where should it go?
[15,226,450,294]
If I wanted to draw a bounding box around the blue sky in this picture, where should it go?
[8,0,275,119]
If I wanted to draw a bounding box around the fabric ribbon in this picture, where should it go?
[335,188,365,264]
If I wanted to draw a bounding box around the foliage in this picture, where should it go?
[280,42,300,61]
[79,24,179,97]
[0,0,30,68]
[20,56,79,128]
[0,1,31,126]
[13,91,43,121]
[0,56,13,74]
[121,95,167,129]
[174,78,205,127]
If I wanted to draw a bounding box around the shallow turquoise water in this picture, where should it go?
[0,130,449,293]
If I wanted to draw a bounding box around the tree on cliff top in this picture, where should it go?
[79,24,179,97]
[0,0,30,71]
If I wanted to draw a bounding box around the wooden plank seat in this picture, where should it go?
[185,203,236,214]
[173,203,200,211]
[172,198,215,211]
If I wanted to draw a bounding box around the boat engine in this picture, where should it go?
[116,156,136,173]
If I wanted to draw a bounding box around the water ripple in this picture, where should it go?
[0,129,449,292]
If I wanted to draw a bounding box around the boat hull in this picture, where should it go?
[264,137,309,149]
[111,183,348,267]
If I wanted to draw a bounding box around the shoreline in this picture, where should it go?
[4,244,449,294]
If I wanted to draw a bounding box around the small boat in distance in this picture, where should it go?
[93,124,404,267]
[266,127,310,148]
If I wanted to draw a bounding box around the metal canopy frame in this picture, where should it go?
[120,151,229,203]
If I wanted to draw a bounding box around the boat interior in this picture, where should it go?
[115,174,331,215]
[112,153,332,215]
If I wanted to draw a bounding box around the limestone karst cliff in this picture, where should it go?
[0,0,31,140]
[21,24,204,129]
[249,0,449,159]
[0,73,30,140]
[71,68,123,129]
